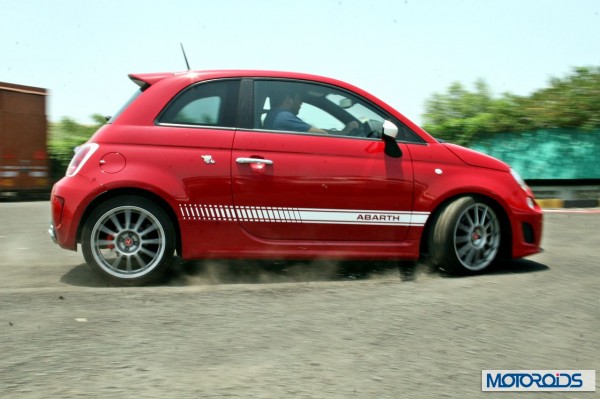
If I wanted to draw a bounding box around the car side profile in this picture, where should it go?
[49,70,543,285]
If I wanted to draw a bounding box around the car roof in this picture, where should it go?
[128,70,357,90]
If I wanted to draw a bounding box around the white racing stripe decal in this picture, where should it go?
[180,204,429,227]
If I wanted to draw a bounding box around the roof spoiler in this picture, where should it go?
[128,72,174,89]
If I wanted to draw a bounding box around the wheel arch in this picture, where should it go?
[419,193,512,260]
[76,188,182,256]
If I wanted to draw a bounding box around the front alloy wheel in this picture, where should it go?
[429,196,502,275]
[82,196,175,285]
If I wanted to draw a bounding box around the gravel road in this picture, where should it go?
[0,202,598,398]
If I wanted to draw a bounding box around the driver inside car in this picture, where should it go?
[263,89,359,134]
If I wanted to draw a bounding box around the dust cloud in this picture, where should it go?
[162,258,438,287]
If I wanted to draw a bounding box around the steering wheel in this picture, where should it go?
[364,121,376,138]
[346,120,375,137]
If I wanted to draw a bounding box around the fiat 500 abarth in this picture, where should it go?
[49,70,543,285]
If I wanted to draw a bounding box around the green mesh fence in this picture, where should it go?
[468,129,600,180]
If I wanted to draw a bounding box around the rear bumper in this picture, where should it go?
[50,174,105,251]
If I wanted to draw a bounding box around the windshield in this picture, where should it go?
[325,94,382,123]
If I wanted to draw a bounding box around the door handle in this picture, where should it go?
[236,157,274,165]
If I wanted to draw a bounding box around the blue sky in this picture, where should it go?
[1,0,599,125]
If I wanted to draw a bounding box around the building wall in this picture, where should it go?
[470,129,600,180]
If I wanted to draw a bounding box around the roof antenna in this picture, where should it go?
[180,43,191,71]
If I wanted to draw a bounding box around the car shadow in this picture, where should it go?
[60,264,115,287]
[437,258,550,278]
[488,258,550,275]
[60,258,549,288]
[61,259,421,287]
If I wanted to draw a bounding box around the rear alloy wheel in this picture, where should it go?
[429,196,501,275]
[82,196,175,285]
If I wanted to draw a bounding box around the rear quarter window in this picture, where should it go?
[157,79,240,128]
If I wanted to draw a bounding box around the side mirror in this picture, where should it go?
[382,120,402,158]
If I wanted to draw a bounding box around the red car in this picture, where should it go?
[49,70,543,285]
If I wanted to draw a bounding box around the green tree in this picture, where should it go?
[422,79,523,145]
[422,67,600,145]
[524,66,600,130]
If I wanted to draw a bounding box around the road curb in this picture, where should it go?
[536,198,600,209]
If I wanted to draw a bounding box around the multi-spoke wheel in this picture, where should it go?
[429,196,502,275]
[82,196,175,285]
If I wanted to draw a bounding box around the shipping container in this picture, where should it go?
[0,82,49,198]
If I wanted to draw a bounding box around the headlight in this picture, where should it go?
[510,168,528,192]
[510,168,536,209]
[526,197,536,209]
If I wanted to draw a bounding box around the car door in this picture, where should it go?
[151,79,241,259]
[230,79,417,242]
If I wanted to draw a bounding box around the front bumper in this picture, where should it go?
[48,222,57,244]
[510,203,544,259]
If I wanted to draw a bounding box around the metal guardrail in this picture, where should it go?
[530,182,600,208]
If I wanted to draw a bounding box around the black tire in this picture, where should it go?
[429,196,501,275]
[81,196,175,286]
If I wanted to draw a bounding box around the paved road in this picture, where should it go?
[0,202,598,398]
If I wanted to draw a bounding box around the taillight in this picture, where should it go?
[52,195,65,225]
[66,143,99,176]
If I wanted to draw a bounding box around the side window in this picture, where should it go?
[158,80,240,127]
[255,80,346,133]
[297,103,345,131]
[253,79,424,142]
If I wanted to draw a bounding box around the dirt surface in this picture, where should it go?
[0,202,598,398]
